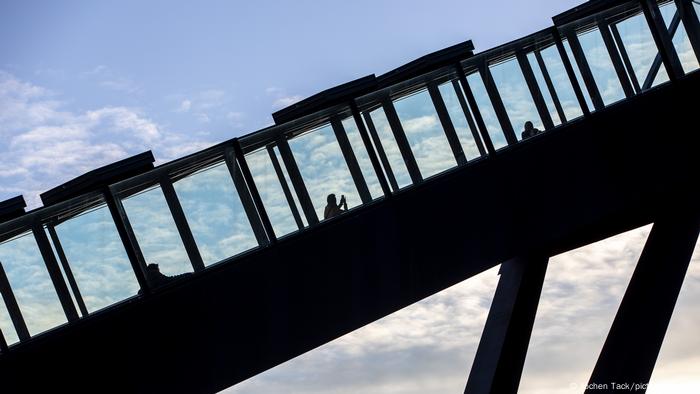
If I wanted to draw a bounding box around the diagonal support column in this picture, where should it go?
[465,255,549,394]
[586,209,700,392]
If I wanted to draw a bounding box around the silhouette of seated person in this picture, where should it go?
[324,193,348,220]
[138,263,192,294]
[521,121,542,140]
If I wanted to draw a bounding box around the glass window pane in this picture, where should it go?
[393,89,457,178]
[368,107,412,188]
[272,146,308,228]
[538,45,586,121]
[615,12,669,88]
[0,232,67,336]
[0,286,19,345]
[490,58,544,138]
[437,81,483,160]
[54,205,139,312]
[173,163,258,266]
[527,52,563,126]
[246,148,300,237]
[465,72,508,150]
[341,117,383,199]
[577,27,626,105]
[121,186,193,276]
[564,38,596,112]
[660,1,700,73]
[288,124,361,220]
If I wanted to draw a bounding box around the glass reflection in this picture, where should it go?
[615,12,669,89]
[246,148,300,237]
[0,285,19,345]
[173,162,259,266]
[490,58,544,137]
[660,1,700,73]
[564,38,596,111]
[341,117,383,199]
[577,27,626,105]
[121,186,193,276]
[527,51,563,126]
[272,146,307,227]
[368,107,412,188]
[288,124,360,220]
[539,44,586,120]
[53,205,139,312]
[466,72,508,150]
[438,81,483,160]
[393,89,457,178]
[0,233,67,337]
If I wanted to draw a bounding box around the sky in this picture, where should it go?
[1,0,700,393]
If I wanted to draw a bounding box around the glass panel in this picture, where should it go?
[341,117,383,199]
[564,38,596,111]
[490,58,544,139]
[438,81,483,160]
[272,146,307,228]
[577,27,627,105]
[393,89,457,178]
[121,186,193,277]
[368,107,412,188]
[465,72,508,150]
[660,1,700,73]
[246,148,300,237]
[288,124,361,220]
[539,44,586,121]
[173,162,258,266]
[53,204,139,312]
[0,284,19,345]
[615,11,669,88]
[46,233,81,313]
[0,232,67,336]
[527,52,563,126]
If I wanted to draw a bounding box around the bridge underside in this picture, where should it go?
[0,72,698,393]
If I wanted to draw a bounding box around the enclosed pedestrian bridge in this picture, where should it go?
[1,1,699,393]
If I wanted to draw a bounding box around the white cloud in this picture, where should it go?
[273,95,304,109]
[178,99,192,112]
[0,70,214,208]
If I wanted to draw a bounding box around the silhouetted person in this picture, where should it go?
[521,121,542,139]
[324,193,347,220]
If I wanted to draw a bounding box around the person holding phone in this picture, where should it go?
[324,193,348,220]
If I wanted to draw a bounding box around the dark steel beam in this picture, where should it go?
[362,111,400,192]
[477,60,518,145]
[564,28,606,110]
[464,256,549,394]
[330,117,372,204]
[675,0,700,62]
[598,20,637,98]
[381,97,423,184]
[534,49,568,123]
[349,101,393,197]
[516,50,556,130]
[641,0,685,82]
[455,65,497,155]
[47,225,89,316]
[266,145,305,230]
[32,225,80,322]
[277,137,319,226]
[427,82,467,165]
[160,177,205,272]
[0,260,30,341]
[610,22,643,94]
[586,209,700,392]
[104,188,150,294]
[451,79,487,157]
[224,146,271,246]
[552,30,592,117]
[642,9,682,90]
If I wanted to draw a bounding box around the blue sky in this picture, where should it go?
[1,0,700,393]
